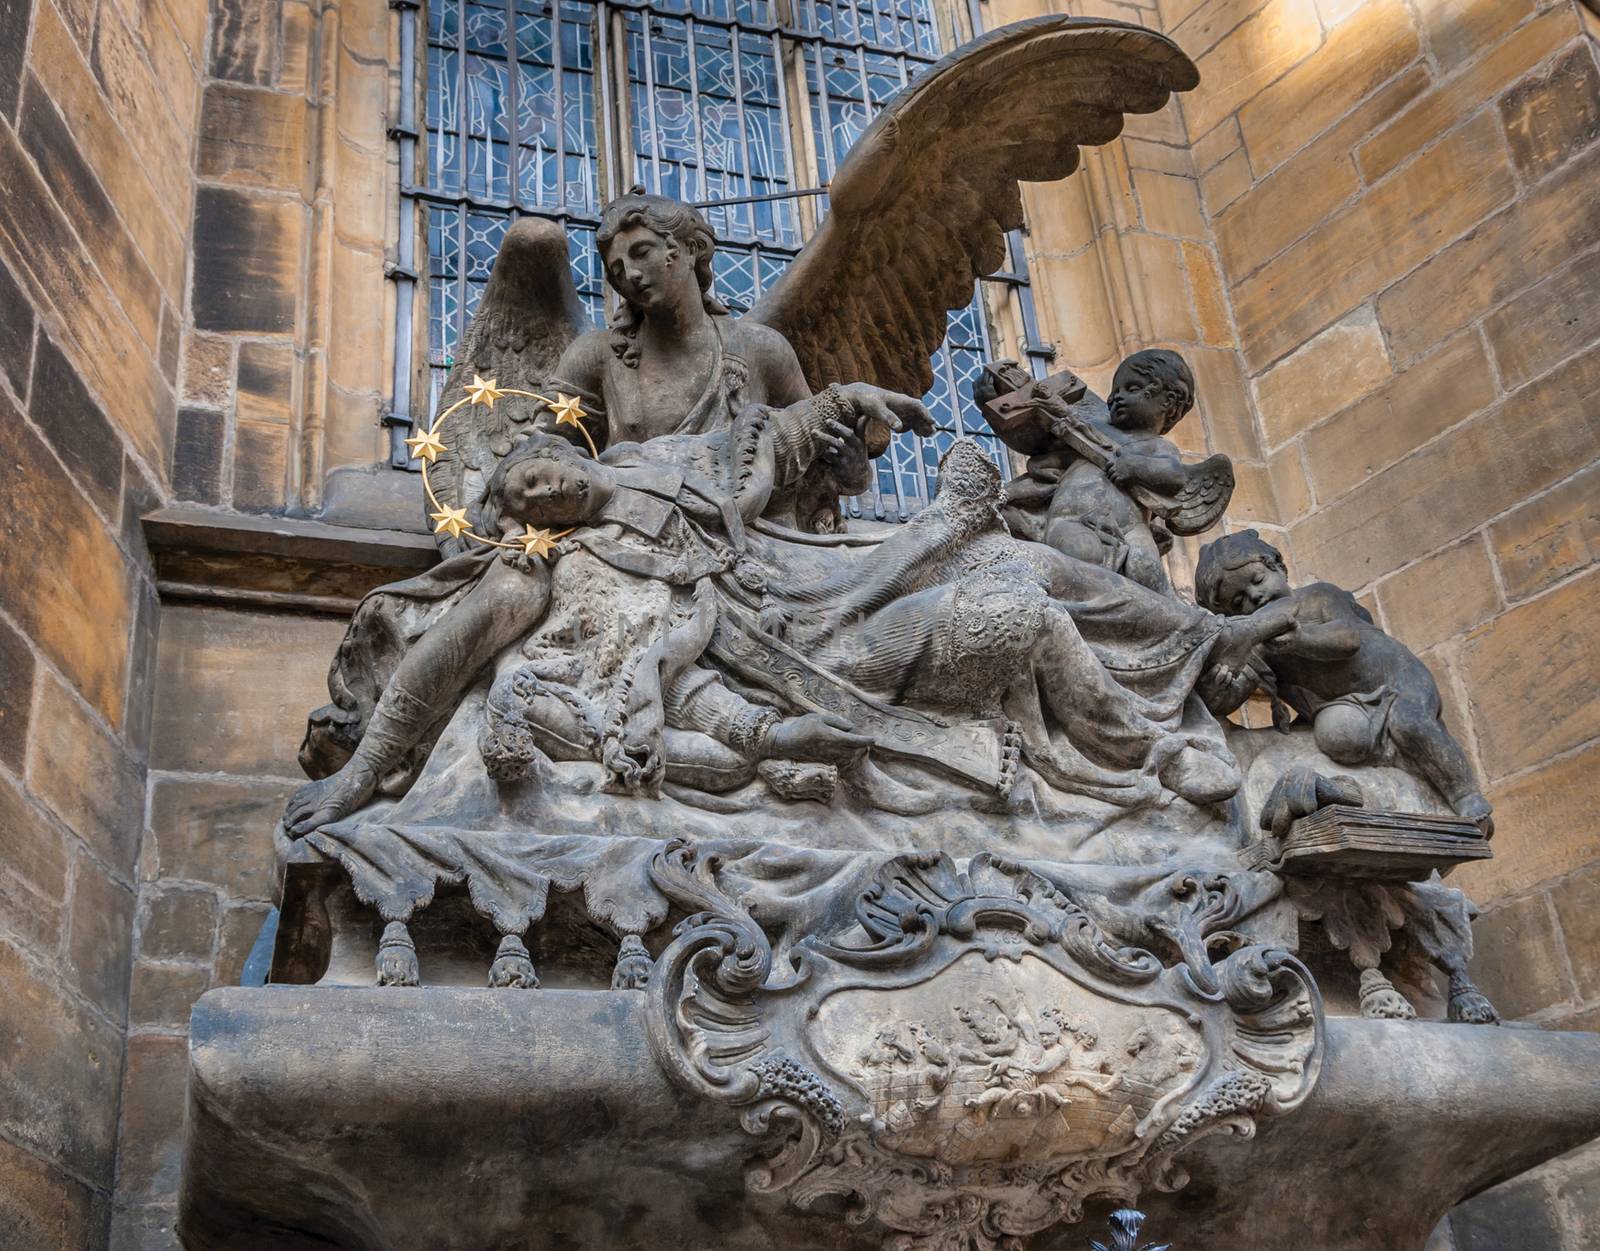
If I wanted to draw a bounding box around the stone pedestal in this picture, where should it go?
[178,986,1600,1251]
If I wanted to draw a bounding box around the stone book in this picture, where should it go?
[1245,805,1493,880]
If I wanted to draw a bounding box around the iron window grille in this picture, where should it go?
[390,0,1054,520]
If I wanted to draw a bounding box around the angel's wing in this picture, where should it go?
[746,17,1197,396]
[424,216,587,551]
[1164,454,1234,535]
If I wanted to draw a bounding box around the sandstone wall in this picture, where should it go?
[0,0,206,1240]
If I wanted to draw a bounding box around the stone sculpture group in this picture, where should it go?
[252,16,1512,1251]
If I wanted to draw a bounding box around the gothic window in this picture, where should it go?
[396,0,1045,519]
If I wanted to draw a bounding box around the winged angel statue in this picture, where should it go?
[281,17,1290,938]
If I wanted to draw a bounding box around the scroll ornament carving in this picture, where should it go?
[645,845,1323,1251]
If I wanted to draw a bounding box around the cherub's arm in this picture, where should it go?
[1270,586,1363,660]
[1107,438,1188,494]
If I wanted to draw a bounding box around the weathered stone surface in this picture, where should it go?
[1457,739,1600,905]
[27,0,187,301]
[0,1138,98,1251]
[1379,142,1600,366]
[115,1034,190,1202]
[1290,339,1599,589]
[147,775,288,900]
[1468,892,1571,1020]
[150,605,346,776]
[91,0,194,205]
[0,614,34,772]
[0,0,28,118]
[210,0,280,84]
[1124,136,1192,177]
[0,766,68,920]
[28,332,125,518]
[1235,112,1516,372]
[198,83,309,189]
[1489,463,1600,602]
[191,186,303,334]
[1376,538,1502,655]
[171,405,226,504]
[26,675,143,878]
[1251,306,1391,448]
[1356,8,1577,185]
[235,339,295,424]
[1192,112,1242,172]
[1500,44,1600,181]
[1236,0,1419,176]
[1181,239,1233,346]
[1412,0,1538,76]
[139,886,218,962]
[0,936,124,1185]
[1198,144,1251,215]
[1182,0,1322,143]
[1187,345,1259,459]
[1133,168,1206,238]
[129,960,211,1029]
[180,333,234,408]
[232,417,290,511]
[0,253,35,400]
[1552,863,1600,1004]
[1300,329,1496,504]
[1460,568,1600,781]
[1217,65,1429,282]
[1451,1173,1562,1251]
[0,125,174,472]
[66,853,137,1021]
[1124,232,1198,343]
[159,300,180,382]
[1482,227,1600,393]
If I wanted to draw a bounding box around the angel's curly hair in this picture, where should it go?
[598,192,728,368]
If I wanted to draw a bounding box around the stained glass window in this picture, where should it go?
[404,0,1037,518]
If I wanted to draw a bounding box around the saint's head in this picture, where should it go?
[1108,348,1195,437]
[483,434,615,530]
[1194,528,1292,616]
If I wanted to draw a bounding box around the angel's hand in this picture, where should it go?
[817,416,866,468]
[839,383,936,439]
[1106,449,1137,488]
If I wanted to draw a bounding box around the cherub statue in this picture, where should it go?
[979,350,1232,595]
[1194,529,1492,829]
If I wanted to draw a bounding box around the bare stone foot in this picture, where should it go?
[1447,971,1499,1026]
[283,760,380,837]
[376,921,421,987]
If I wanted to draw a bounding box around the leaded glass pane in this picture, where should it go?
[424,0,600,213]
[625,13,799,247]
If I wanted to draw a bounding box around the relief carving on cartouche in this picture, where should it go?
[644,845,1323,1251]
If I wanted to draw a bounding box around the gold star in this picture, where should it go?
[465,375,503,408]
[547,392,588,429]
[514,525,564,560]
[404,426,447,464]
[430,505,472,540]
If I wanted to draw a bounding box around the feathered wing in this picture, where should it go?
[424,216,588,553]
[747,17,1197,397]
[1165,454,1234,535]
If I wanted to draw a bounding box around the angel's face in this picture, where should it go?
[604,225,685,310]
[1222,560,1291,615]
[1107,363,1173,436]
[500,455,610,526]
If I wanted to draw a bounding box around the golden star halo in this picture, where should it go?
[404,427,447,464]
[547,392,588,429]
[465,374,503,408]
[514,525,569,559]
[429,505,472,540]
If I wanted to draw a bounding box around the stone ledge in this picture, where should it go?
[178,988,1600,1251]
[144,506,438,614]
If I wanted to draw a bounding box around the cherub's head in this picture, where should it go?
[1194,528,1291,616]
[481,434,615,531]
[1108,349,1195,436]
